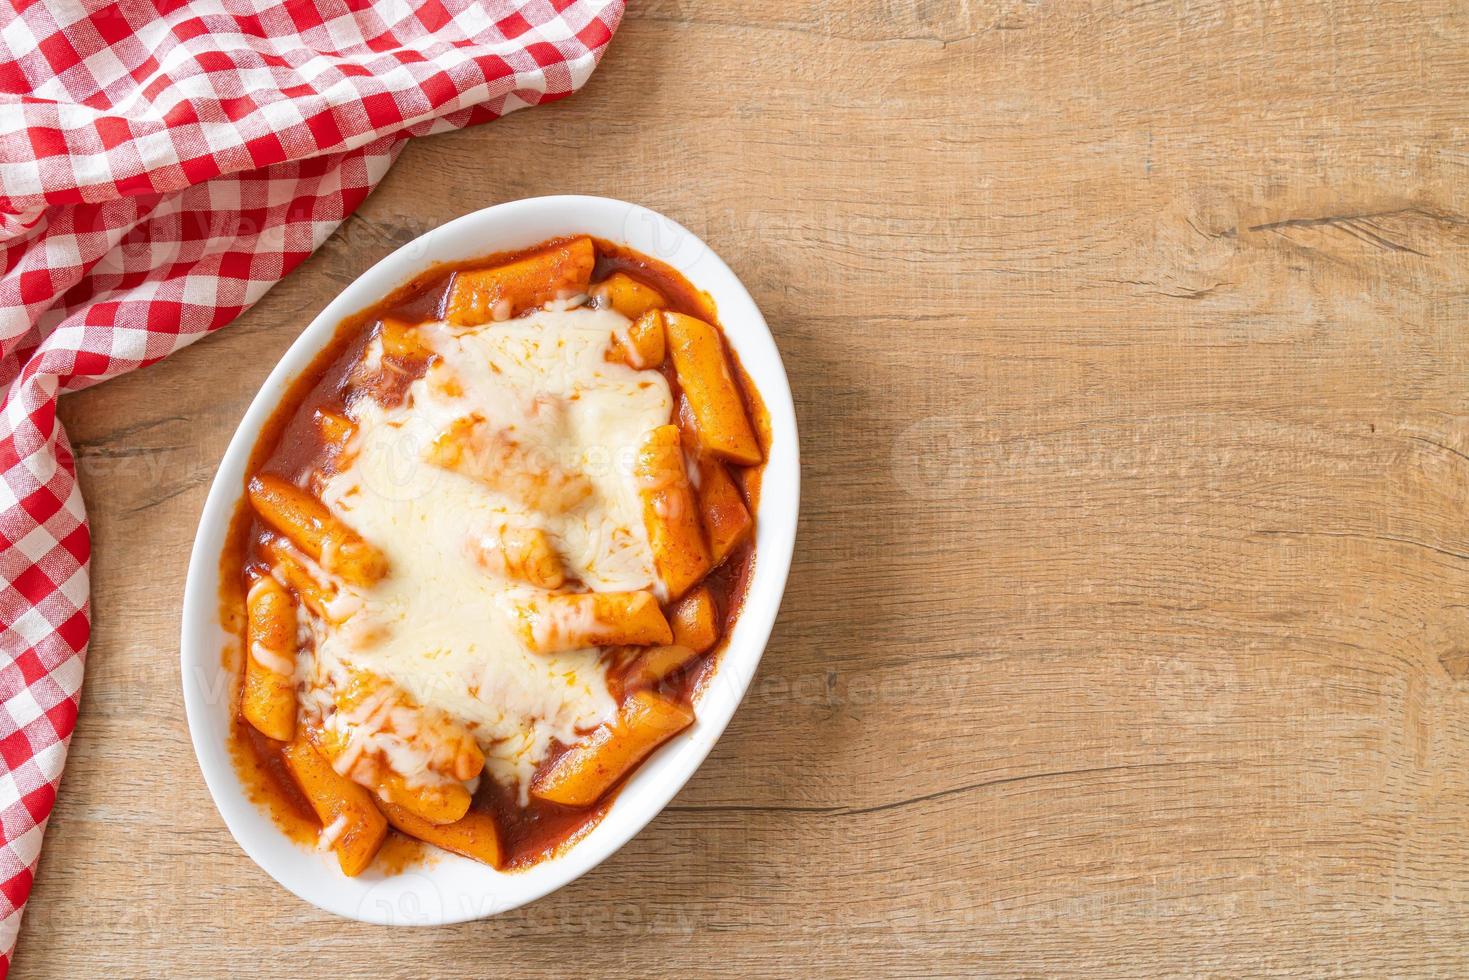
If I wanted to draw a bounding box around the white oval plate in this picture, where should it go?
[180,196,799,925]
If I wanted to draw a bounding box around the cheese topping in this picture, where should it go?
[317,813,349,852]
[307,305,673,797]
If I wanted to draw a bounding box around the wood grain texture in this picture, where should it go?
[14,1,1469,976]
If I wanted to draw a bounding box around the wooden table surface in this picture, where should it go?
[15,2,1469,976]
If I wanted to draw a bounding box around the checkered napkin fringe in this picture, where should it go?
[0,0,623,968]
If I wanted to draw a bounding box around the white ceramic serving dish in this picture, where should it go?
[179,196,799,925]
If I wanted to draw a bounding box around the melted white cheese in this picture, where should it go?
[310,305,672,797]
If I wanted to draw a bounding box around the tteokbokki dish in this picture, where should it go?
[221,236,766,874]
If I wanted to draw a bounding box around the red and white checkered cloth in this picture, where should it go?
[0,0,623,968]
